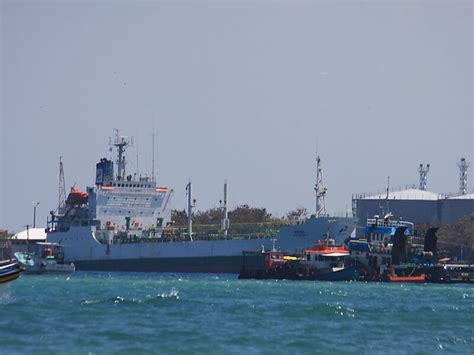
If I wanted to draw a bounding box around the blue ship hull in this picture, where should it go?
[315,266,356,281]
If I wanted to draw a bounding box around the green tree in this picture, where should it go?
[286,207,308,222]
[437,214,474,261]
[171,209,188,227]
[229,205,273,223]
[194,208,223,225]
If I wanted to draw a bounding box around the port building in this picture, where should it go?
[352,189,474,227]
[353,158,474,228]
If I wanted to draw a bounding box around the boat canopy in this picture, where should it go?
[320,252,349,257]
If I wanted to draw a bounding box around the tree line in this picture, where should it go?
[436,214,474,262]
[171,205,308,226]
[172,205,474,261]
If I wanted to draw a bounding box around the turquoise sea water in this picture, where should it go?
[0,272,472,354]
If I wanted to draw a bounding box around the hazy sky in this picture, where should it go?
[1,0,473,232]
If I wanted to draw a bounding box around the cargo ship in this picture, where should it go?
[46,131,357,273]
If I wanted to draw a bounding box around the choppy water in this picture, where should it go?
[0,272,472,354]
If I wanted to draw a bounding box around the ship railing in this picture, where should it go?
[167,221,287,236]
[96,223,284,245]
[100,232,281,245]
[366,218,414,229]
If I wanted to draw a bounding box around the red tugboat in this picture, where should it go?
[302,238,356,281]
[238,237,356,281]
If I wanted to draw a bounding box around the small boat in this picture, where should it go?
[15,242,75,274]
[429,263,474,283]
[384,268,427,282]
[0,259,23,284]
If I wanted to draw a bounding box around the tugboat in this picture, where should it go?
[348,211,439,282]
[348,213,413,281]
[238,236,356,281]
[303,237,356,281]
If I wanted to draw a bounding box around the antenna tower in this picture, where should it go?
[314,155,327,218]
[458,157,470,195]
[152,117,156,182]
[58,156,66,212]
[384,176,390,215]
[417,163,430,191]
[111,129,132,180]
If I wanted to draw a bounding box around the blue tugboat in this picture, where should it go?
[348,213,415,280]
[348,210,443,282]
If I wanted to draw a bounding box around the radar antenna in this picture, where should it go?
[458,157,470,195]
[417,163,430,191]
[314,155,327,218]
[58,156,66,212]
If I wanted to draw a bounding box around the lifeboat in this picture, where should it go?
[66,187,88,206]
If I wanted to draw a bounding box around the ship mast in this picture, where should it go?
[152,117,156,182]
[384,176,390,217]
[186,181,195,241]
[314,155,327,218]
[58,156,66,212]
[221,181,229,237]
[111,129,132,180]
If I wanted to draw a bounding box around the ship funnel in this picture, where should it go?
[96,158,114,186]
[423,227,438,259]
[391,226,407,265]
